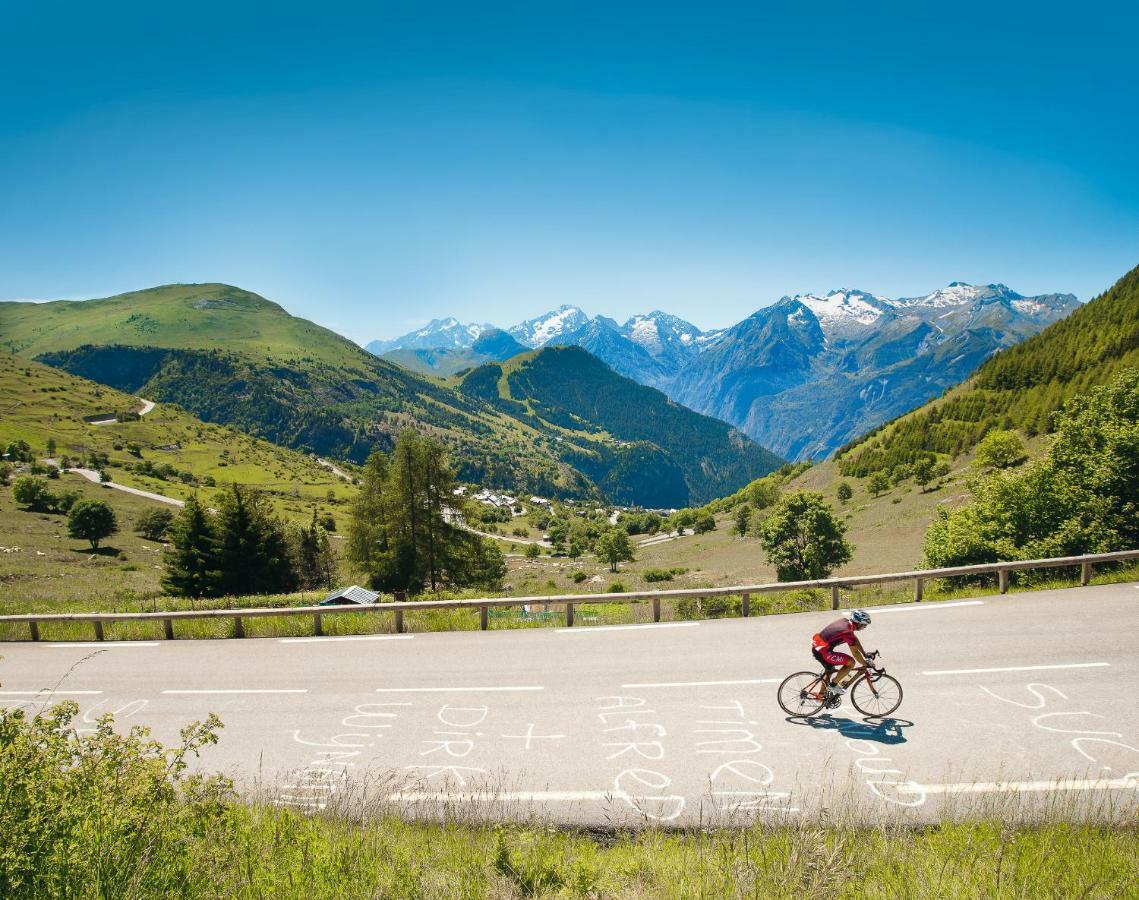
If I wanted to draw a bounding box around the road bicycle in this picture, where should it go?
[777,650,903,718]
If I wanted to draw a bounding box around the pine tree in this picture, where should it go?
[213,484,296,596]
[162,495,219,599]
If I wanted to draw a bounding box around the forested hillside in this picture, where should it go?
[837,264,1139,477]
[490,346,783,505]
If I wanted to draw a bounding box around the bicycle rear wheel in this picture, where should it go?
[777,671,828,717]
[851,673,903,717]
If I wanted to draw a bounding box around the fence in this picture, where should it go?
[5,549,1138,643]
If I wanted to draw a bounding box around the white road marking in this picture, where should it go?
[279,634,415,644]
[923,662,1110,676]
[162,689,309,694]
[621,678,782,689]
[556,622,699,634]
[373,692,542,697]
[869,600,984,614]
[900,777,1137,795]
[0,690,104,695]
[46,642,161,648]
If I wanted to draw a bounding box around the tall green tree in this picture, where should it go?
[347,431,505,593]
[758,491,853,581]
[290,510,338,590]
[213,484,296,596]
[162,495,219,598]
[596,527,635,572]
[734,503,751,536]
[67,500,118,550]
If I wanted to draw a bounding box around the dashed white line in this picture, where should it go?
[162,689,309,694]
[901,778,1137,795]
[556,622,699,634]
[621,678,782,689]
[870,600,984,614]
[923,662,1109,676]
[279,634,415,644]
[373,692,542,697]
[46,642,160,648]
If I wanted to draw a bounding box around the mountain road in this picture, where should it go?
[2,583,1136,825]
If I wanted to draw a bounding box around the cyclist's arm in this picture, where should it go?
[850,636,867,663]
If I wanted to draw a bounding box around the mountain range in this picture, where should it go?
[368,283,1078,459]
[0,284,780,507]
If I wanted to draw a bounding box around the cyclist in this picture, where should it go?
[811,609,871,698]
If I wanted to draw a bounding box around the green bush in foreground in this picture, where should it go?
[0,703,1135,898]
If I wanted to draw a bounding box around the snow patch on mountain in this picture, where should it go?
[509,305,590,347]
[795,289,891,326]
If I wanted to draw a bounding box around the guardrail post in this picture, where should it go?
[831,586,840,610]
[233,616,244,638]
[313,614,323,637]
[1081,561,1092,586]
[652,597,661,623]
[480,606,488,630]
[394,609,405,634]
[93,621,104,641]
[163,618,174,640]
[914,578,924,603]
[29,621,40,642]
[566,603,575,627]
[741,593,750,617]
[998,569,1009,595]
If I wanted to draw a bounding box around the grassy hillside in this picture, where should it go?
[1,285,778,505]
[837,263,1139,476]
[0,352,353,511]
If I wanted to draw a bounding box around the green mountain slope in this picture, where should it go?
[0,285,781,505]
[836,263,1139,476]
[0,351,352,518]
[459,346,783,506]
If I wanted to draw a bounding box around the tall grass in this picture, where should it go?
[1,702,1135,898]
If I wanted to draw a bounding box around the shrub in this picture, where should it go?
[693,513,716,534]
[136,508,175,542]
[643,568,674,583]
[607,581,627,593]
[974,429,1028,469]
[67,499,119,549]
[524,543,541,559]
[571,571,587,583]
[0,702,232,898]
[837,482,853,503]
[12,476,52,511]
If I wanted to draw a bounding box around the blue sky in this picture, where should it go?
[1,1,1136,343]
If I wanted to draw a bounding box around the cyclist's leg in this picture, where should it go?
[826,650,855,688]
[811,646,836,690]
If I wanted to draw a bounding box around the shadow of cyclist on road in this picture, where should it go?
[785,714,915,745]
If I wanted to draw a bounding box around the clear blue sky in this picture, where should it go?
[2,1,1136,343]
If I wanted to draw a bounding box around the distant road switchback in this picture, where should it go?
[3,584,1136,826]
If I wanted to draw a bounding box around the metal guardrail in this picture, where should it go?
[5,549,1138,642]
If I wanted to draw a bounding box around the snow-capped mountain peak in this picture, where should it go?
[508,305,590,348]
[792,289,893,327]
[621,310,704,354]
[366,317,490,354]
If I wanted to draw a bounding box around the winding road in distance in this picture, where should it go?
[3,583,1136,825]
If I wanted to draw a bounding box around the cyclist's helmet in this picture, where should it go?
[848,609,871,628]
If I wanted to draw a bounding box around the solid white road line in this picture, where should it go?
[900,778,1137,795]
[870,600,984,614]
[162,689,309,694]
[922,662,1110,676]
[621,678,782,689]
[0,690,104,695]
[279,634,415,644]
[556,622,699,634]
[46,642,160,648]
[375,692,544,697]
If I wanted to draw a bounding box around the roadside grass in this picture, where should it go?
[2,700,1135,899]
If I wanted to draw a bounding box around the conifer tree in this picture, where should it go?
[162,495,219,598]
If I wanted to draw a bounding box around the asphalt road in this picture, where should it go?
[3,583,1137,825]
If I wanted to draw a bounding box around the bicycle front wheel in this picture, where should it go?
[851,673,903,717]
[777,671,827,717]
